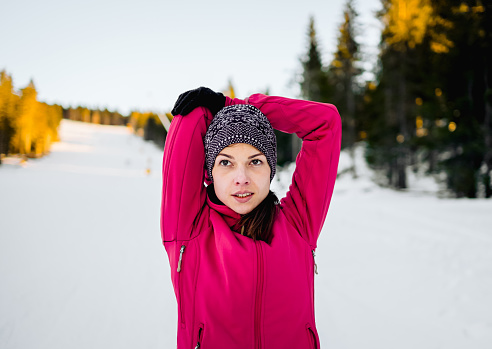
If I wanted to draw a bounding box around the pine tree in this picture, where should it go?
[299,16,332,103]
[297,16,334,157]
[428,0,492,197]
[381,0,429,188]
[330,0,362,178]
[367,0,454,189]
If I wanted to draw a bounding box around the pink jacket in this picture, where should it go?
[161,94,341,348]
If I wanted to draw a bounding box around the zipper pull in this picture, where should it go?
[177,245,185,272]
[312,250,318,275]
[195,327,203,348]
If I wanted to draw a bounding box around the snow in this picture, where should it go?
[1,119,491,349]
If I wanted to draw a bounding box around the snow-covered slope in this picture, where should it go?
[1,119,491,349]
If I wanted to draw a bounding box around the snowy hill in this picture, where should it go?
[1,119,491,349]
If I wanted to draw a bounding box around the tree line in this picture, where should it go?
[0,70,172,163]
[299,0,491,198]
[63,103,171,149]
[57,81,238,152]
[0,71,63,164]
[64,106,127,126]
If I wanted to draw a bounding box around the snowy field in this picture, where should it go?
[1,119,491,349]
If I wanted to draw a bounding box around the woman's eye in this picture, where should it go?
[251,159,263,166]
[219,159,231,166]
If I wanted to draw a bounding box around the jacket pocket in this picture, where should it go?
[312,249,318,275]
[194,323,204,348]
[306,324,318,349]
[177,243,187,327]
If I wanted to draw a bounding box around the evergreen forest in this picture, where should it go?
[299,0,491,198]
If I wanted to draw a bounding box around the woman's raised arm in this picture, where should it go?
[226,94,342,248]
[160,107,212,243]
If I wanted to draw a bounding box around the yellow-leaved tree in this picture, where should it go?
[0,70,19,162]
[11,80,38,156]
[376,0,454,189]
[382,0,453,52]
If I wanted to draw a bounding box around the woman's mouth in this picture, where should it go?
[232,192,253,203]
[235,193,252,198]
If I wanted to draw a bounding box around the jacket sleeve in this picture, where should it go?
[226,94,342,248]
[160,107,213,243]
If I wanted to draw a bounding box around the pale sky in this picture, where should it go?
[1,0,382,115]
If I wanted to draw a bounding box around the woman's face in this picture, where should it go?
[212,143,271,215]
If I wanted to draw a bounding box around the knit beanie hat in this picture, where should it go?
[204,104,277,182]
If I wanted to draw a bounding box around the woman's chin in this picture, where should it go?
[231,205,253,215]
[227,201,256,215]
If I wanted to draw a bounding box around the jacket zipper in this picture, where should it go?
[312,249,318,275]
[177,244,186,326]
[255,241,264,349]
[177,245,185,272]
[194,324,203,348]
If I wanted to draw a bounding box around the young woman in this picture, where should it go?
[161,87,341,348]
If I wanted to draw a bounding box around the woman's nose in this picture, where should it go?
[234,166,250,185]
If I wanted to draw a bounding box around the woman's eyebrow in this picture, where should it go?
[217,153,233,159]
[248,153,264,159]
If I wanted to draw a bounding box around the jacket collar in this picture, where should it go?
[206,184,242,232]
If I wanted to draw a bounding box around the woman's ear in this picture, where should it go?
[204,167,212,186]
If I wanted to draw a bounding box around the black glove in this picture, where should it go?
[171,87,226,116]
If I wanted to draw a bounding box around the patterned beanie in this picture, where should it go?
[204,104,277,182]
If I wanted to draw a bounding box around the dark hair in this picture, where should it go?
[238,190,279,244]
